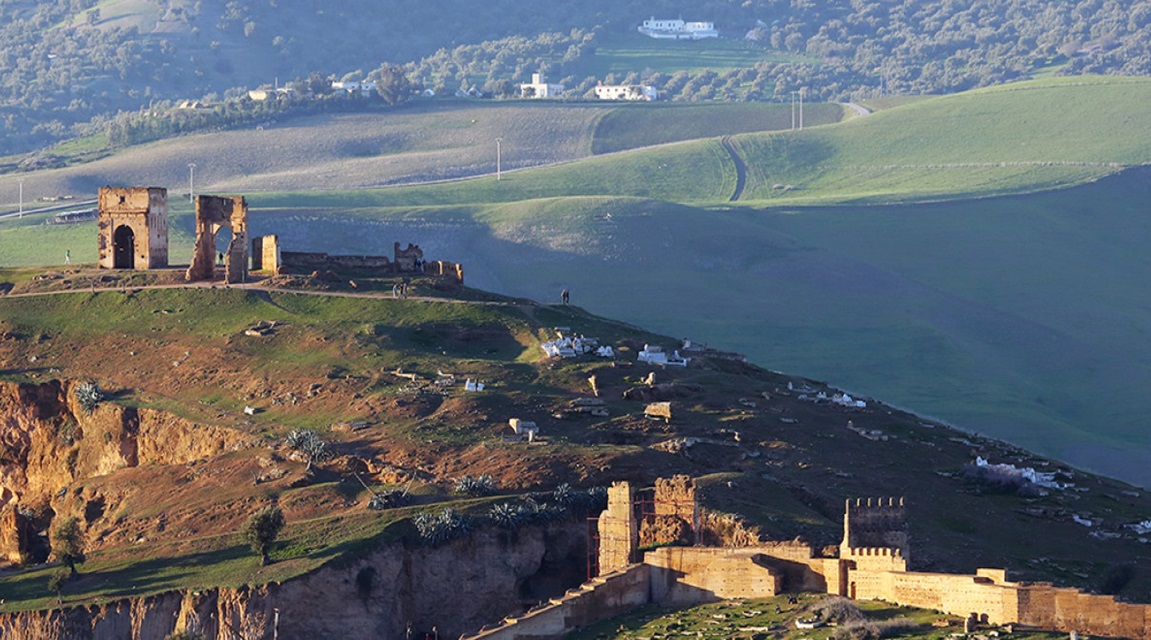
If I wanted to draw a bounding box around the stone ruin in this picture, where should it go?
[186,195,249,284]
[597,475,699,575]
[393,242,423,271]
[250,235,464,284]
[97,186,169,270]
[91,187,464,286]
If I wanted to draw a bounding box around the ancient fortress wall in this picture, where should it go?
[646,547,780,604]
[464,564,650,640]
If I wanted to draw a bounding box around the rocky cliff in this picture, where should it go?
[0,523,586,640]
[0,380,250,565]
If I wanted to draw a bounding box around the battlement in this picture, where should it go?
[842,496,909,563]
[843,546,903,558]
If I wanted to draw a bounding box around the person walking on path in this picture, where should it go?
[64,250,71,265]
[561,288,570,305]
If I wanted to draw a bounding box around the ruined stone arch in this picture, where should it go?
[186,195,249,284]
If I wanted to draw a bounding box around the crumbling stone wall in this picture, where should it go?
[279,251,392,272]
[186,195,248,284]
[597,481,637,575]
[96,187,169,270]
[251,235,281,274]
[426,260,465,284]
[640,475,699,548]
[393,242,423,271]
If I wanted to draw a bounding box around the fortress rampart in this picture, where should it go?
[471,482,1151,640]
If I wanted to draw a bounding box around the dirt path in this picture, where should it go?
[720,136,748,202]
[0,278,526,308]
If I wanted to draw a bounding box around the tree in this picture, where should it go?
[376,64,414,105]
[303,71,332,96]
[243,505,285,566]
[47,569,68,604]
[51,517,85,576]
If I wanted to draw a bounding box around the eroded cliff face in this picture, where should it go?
[0,523,586,640]
[0,379,250,564]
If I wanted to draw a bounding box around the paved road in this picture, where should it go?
[843,102,872,117]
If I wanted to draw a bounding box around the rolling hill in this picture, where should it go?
[3,77,1151,489]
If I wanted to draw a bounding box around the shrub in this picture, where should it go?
[454,474,497,496]
[489,502,530,529]
[243,505,285,565]
[75,381,103,413]
[164,631,206,640]
[833,618,919,640]
[551,483,576,508]
[284,429,333,469]
[368,489,411,510]
[808,596,865,624]
[414,507,472,545]
[47,569,68,604]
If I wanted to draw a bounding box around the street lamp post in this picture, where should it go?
[188,163,196,204]
[495,138,502,181]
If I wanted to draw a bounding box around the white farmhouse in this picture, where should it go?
[331,80,377,98]
[638,17,719,40]
[594,84,658,101]
[520,73,565,98]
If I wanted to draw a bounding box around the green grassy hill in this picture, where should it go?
[245,76,1151,209]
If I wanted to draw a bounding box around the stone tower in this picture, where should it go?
[841,497,909,568]
[97,187,169,270]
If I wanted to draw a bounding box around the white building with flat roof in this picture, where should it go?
[594,84,658,101]
[638,17,718,40]
[520,73,565,98]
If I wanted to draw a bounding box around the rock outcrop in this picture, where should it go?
[0,523,586,640]
[0,380,249,565]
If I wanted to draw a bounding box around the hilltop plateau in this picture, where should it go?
[0,267,1147,637]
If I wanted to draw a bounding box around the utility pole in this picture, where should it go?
[495,138,502,181]
[790,91,797,130]
[799,88,804,130]
[18,178,24,218]
[188,163,196,204]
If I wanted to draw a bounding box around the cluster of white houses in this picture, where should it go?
[518,73,658,101]
[250,18,716,104]
[637,17,719,40]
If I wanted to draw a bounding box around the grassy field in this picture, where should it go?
[591,102,843,154]
[575,33,817,77]
[0,100,835,216]
[237,76,1151,212]
[567,595,1066,640]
